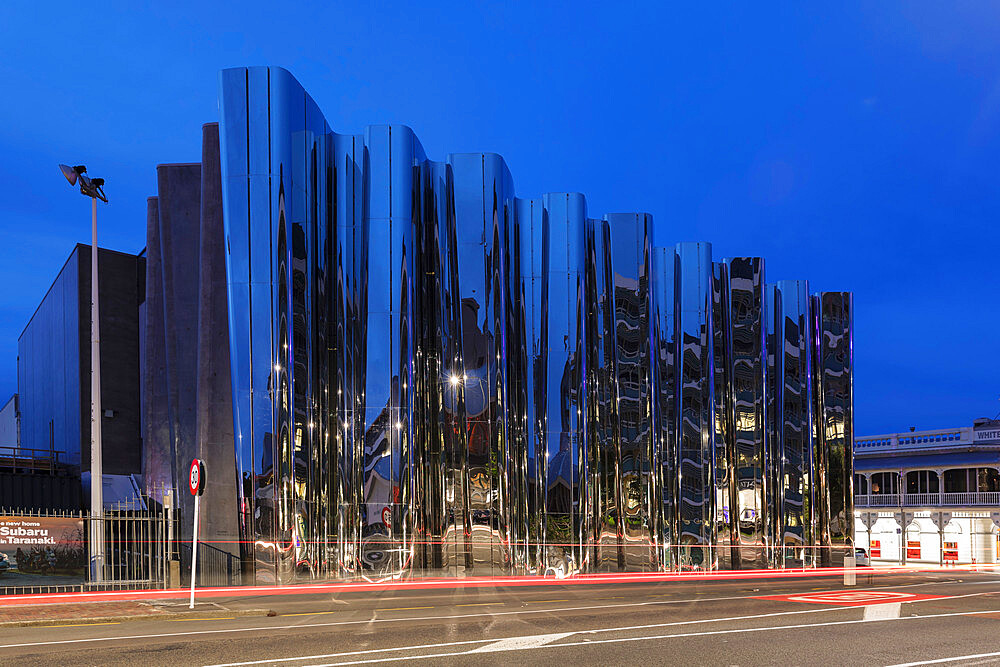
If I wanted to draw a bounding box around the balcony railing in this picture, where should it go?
[0,446,64,474]
[855,492,1000,507]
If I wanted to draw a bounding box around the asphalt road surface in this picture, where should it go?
[2,571,1000,666]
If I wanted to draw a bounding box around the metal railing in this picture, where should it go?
[0,446,64,474]
[942,491,1000,505]
[855,492,1000,507]
[178,541,241,587]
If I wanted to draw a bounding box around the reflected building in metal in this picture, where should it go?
[216,66,854,583]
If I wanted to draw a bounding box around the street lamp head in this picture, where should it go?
[59,163,82,186]
[58,163,107,203]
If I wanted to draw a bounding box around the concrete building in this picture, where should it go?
[141,122,239,560]
[12,244,145,510]
[854,418,1000,564]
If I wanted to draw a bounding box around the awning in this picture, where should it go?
[854,451,1000,472]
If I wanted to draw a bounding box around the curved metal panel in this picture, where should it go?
[768,280,815,567]
[675,242,713,569]
[725,257,767,568]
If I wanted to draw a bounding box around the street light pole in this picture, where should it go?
[59,164,107,582]
[89,194,104,582]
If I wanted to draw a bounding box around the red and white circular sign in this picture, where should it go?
[189,459,205,496]
[381,506,392,527]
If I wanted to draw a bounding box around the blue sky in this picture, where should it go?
[1,2,997,434]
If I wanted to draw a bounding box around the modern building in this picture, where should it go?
[12,244,145,510]
[0,394,18,448]
[148,65,857,583]
[854,418,1000,564]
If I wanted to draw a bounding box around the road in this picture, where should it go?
[2,570,999,666]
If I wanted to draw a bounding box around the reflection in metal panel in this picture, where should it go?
[586,218,622,572]
[606,213,653,570]
[711,261,737,570]
[725,257,768,568]
[813,292,855,565]
[217,66,853,581]
[650,246,677,570]
[674,243,713,569]
[768,280,815,567]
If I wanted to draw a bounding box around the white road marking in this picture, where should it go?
[296,609,1000,666]
[864,603,901,621]
[885,651,1000,667]
[468,632,572,653]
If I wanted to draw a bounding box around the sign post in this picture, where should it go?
[188,459,206,609]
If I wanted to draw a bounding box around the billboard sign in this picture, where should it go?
[0,516,86,579]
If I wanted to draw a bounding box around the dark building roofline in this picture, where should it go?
[18,243,143,342]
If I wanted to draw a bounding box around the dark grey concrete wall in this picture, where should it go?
[142,197,174,498]
[195,123,239,556]
[156,163,202,529]
[76,245,145,476]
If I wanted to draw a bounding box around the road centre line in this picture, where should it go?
[38,622,120,629]
[296,609,1000,666]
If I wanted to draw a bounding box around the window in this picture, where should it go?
[855,474,869,494]
[870,472,898,495]
[906,470,939,494]
[944,469,973,493]
[978,468,1000,492]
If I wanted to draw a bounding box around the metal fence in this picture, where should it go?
[178,541,242,587]
[94,505,172,588]
[0,492,177,594]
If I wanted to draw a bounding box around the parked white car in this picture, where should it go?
[854,547,870,567]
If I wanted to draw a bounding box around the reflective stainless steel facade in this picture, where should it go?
[218,66,855,582]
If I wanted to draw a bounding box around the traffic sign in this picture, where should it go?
[189,458,206,608]
[189,459,206,496]
[382,506,392,527]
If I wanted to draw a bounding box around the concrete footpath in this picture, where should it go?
[0,598,273,627]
